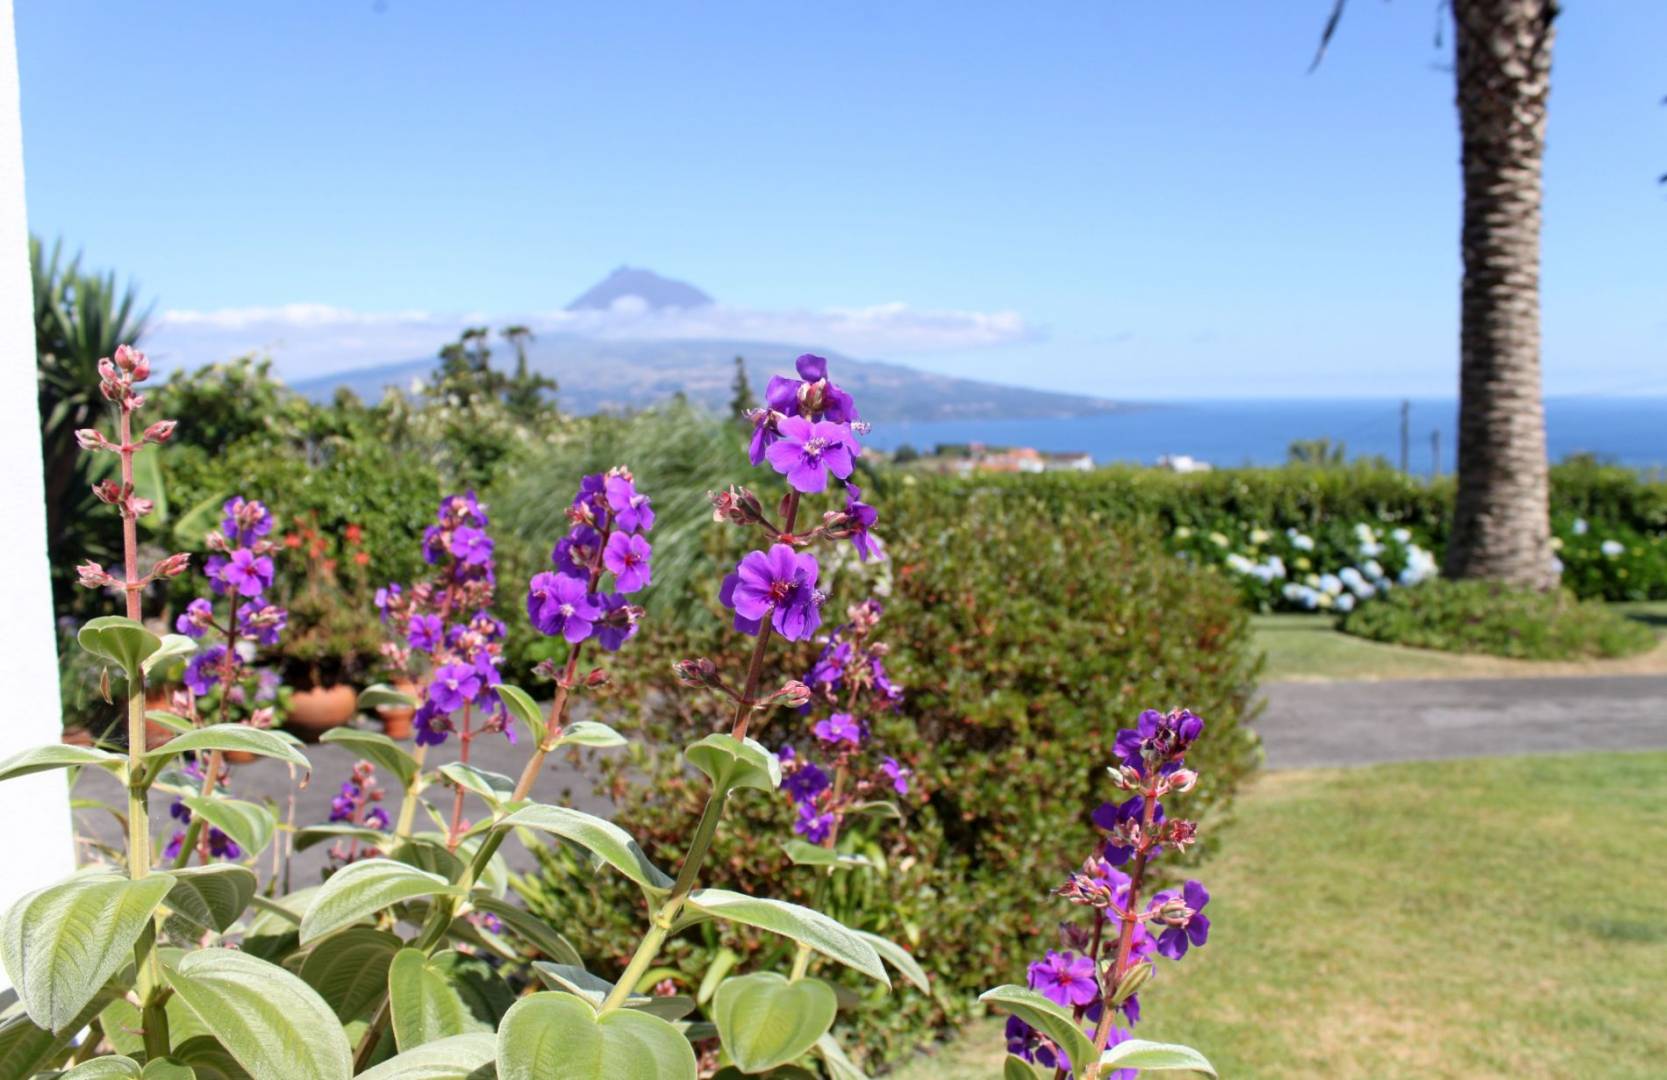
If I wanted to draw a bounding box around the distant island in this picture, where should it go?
[290,268,1127,424]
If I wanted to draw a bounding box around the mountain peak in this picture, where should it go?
[566,267,714,312]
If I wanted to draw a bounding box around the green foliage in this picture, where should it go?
[1340,580,1656,660]
[518,479,1262,1067]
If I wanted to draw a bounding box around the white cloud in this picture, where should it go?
[147,298,1035,380]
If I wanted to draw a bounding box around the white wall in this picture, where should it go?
[0,0,75,931]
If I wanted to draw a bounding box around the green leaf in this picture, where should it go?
[780,839,874,871]
[165,864,257,934]
[294,823,389,853]
[299,858,461,945]
[438,763,516,812]
[1099,1038,1218,1076]
[142,634,199,678]
[551,720,627,749]
[712,1068,817,1080]
[978,986,1096,1078]
[169,1034,253,1080]
[468,895,583,966]
[854,930,930,995]
[496,804,673,892]
[684,733,780,792]
[162,948,352,1080]
[180,797,276,858]
[141,1058,198,1080]
[355,1032,497,1080]
[1,871,174,1031]
[146,711,196,736]
[357,684,420,711]
[0,984,120,1075]
[714,972,837,1073]
[58,1057,144,1078]
[77,616,161,678]
[319,728,418,787]
[298,927,402,1022]
[0,743,125,784]
[686,889,888,988]
[528,963,695,1021]
[845,800,903,820]
[1003,1054,1047,1079]
[388,949,512,1052]
[391,837,466,886]
[148,725,311,773]
[492,684,546,747]
[697,946,739,1007]
[815,1033,872,1080]
[495,992,696,1080]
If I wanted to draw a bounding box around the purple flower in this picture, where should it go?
[469,610,506,641]
[449,526,495,567]
[1154,880,1211,960]
[236,602,287,647]
[722,545,823,642]
[421,525,447,566]
[439,491,488,528]
[427,662,482,713]
[1027,950,1099,1008]
[1093,796,1166,867]
[527,571,602,643]
[374,583,403,622]
[842,483,883,561]
[330,781,361,822]
[552,525,601,576]
[605,474,655,533]
[881,756,911,795]
[793,804,836,844]
[871,655,903,707]
[572,474,609,528]
[218,548,274,598]
[1116,708,1206,776]
[594,592,640,652]
[220,496,272,547]
[781,753,830,806]
[175,597,214,639]
[604,532,652,594]
[766,354,860,424]
[764,416,857,494]
[184,644,227,696]
[809,640,851,687]
[364,806,390,831]
[413,701,452,746]
[812,712,862,747]
[407,614,444,652]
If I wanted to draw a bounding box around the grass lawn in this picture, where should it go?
[893,751,1667,1079]
[1254,601,1667,682]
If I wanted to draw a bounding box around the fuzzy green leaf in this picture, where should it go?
[141,634,199,678]
[1099,1038,1218,1076]
[492,684,546,747]
[551,720,628,749]
[979,986,1096,1078]
[854,930,930,994]
[686,890,888,987]
[2,871,174,1031]
[468,895,583,966]
[57,1057,144,1078]
[780,839,874,871]
[165,864,257,934]
[77,616,161,678]
[357,684,421,711]
[496,804,673,891]
[180,796,276,858]
[298,927,402,1022]
[685,733,780,792]
[438,763,516,812]
[148,725,310,773]
[388,949,513,1052]
[355,1032,497,1080]
[294,823,389,854]
[162,948,351,1080]
[0,744,124,784]
[528,963,695,1021]
[319,728,418,786]
[714,972,837,1073]
[299,859,460,945]
[495,992,696,1080]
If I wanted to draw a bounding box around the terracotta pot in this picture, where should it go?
[286,683,358,741]
[377,677,419,741]
[223,750,258,766]
[61,726,94,748]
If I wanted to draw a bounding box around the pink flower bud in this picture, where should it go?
[91,479,122,504]
[126,495,155,518]
[204,530,230,552]
[126,392,146,411]
[584,668,610,689]
[774,680,813,708]
[150,552,192,579]
[130,354,150,381]
[672,657,719,688]
[75,561,114,589]
[141,420,177,445]
[113,344,139,371]
[249,707,275,729]
[75,428,111,451]
[98,357,119,382]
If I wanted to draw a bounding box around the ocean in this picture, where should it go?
[860,397,1667,472]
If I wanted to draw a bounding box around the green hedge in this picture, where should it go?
[1340,580,1656,660]
[515,478,1263,1070]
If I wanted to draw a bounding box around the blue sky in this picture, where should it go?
[15,1,1666,399]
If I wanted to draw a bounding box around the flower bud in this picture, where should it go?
[797,378,828,416]
[585,668,611,689]
[772,680,813,708]
[92,479,122,504]
[141,420,177,445]
[76,561,115,589]
[249,707,275,729]
[98,357,120,382]
[130,354,151,382]
[1110,960,1153,1006]
[1153,896,1192,927]
[204,530,230,552]
[672,657,719,688]
[820,510,854,538]
[113,344,140,372]
[150,552,192,579]
[126,495,155,518]
[75,428,111,451]
[126,392,146,411]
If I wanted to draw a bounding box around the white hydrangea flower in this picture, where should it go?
[1602,539,1625,557]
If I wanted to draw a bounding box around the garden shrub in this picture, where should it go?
[1338,579,1656,660]
[516,478,1263,1067]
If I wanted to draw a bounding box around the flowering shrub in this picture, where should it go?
[1551,515,1667,602]
[987,708,1215,1078]
[1169,520,1438,613]
[0,350,934,1079]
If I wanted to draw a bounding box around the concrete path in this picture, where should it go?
[1259,674,1667,769]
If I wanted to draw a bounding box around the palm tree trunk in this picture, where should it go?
[1443,0,1558,588]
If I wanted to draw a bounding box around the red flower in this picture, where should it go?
[345,523,364,545]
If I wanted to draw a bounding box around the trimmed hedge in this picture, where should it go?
[1339,580,1656,660]
[515,477,1263,1069]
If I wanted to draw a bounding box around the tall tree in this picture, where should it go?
[1316,1,1558,588]
[500,324,557,421]
[728,355,756,422]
